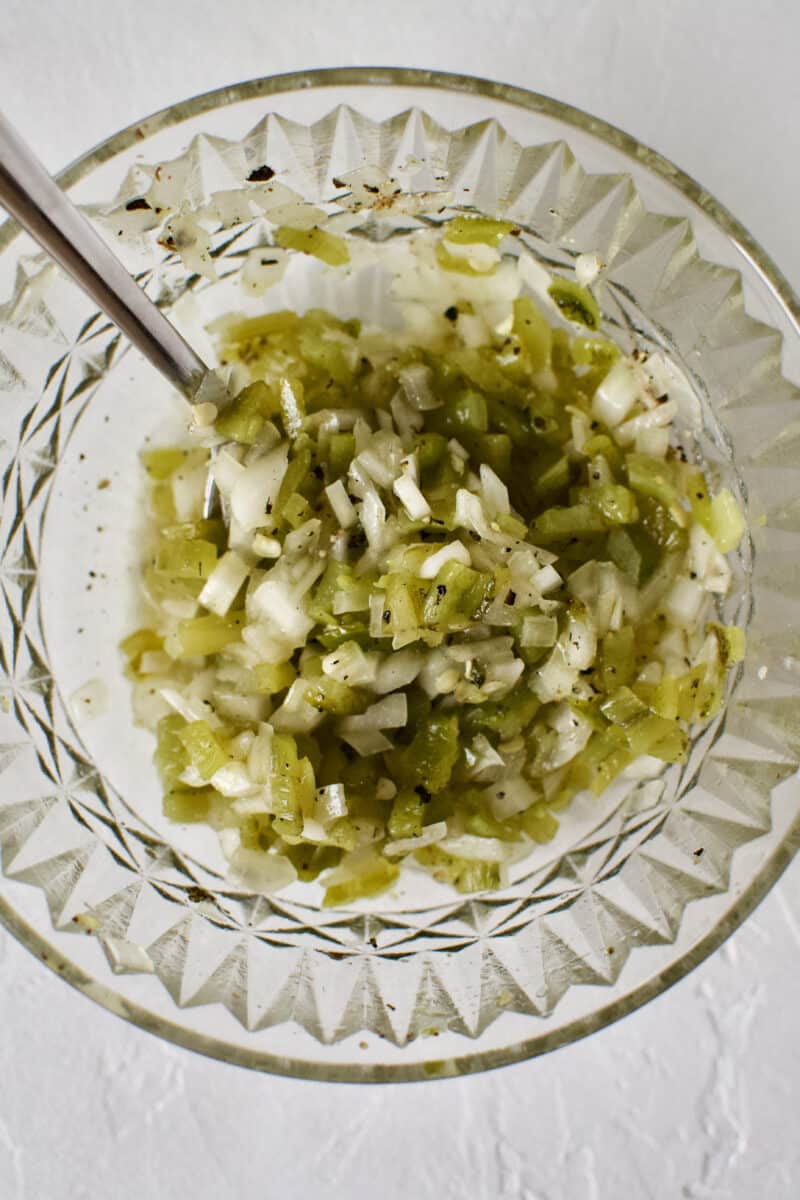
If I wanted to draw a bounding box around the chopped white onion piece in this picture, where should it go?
[418,540,471,579]
[438,833,514,863]
[561,609,597,671]
[441,239,501,273]
[615,398,678,446]
[339,729,394,757]
[315,783,348,822]
[575,252,603,287]
[138,651,172,675]
[231,793,272,816]
[399,363,441,410]
[210,445,246,497]
[322,641,378,687]
[374,648,423,694]
[393,473,431,520]
[688,522,731,594]
[230,443,289,532]
[662,577,706,626]
[622,754,667,781]
[252,533,282,558]
[159,687,217,725]
[270,679,325,733]
[541,702,593,770]
[532,644,579,702]
[360,490,387,549]
[339,693,408,733]
[479,464,510,515]
[464,734,505,781]
[635,426,670,458]
[486,776,539,821]
[592,358,641,428]
[533,564,562,595]
[384,822,448,857]
[357,447,398,489]
[391,389,424,438]
[210,762,261,798]
[192,401,218,428]
[325,478,357,529]
[199,550,249,617]
[456,311,491,347]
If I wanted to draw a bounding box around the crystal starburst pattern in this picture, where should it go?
[0,97,797,1073]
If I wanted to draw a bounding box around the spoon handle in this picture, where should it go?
[0,110,207,397]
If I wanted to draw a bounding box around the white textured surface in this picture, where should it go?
[2,2,800,1196]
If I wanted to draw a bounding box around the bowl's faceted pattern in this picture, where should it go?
[0,94,798,1076]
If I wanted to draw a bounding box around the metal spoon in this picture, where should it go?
[0,110,222,514]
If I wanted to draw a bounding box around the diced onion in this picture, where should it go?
[662,576,706,626]
[252,533,282,558]
[210,762,261,798]
[373,648,422,693]
[339,693,408,733]
[230,444,289,532]
[418,540,471,579]
[532,644,579,703]
[479,464,510,515]
[325,479,357,528]
[399,364,440,410]
[384,822,448,857]
[315,783,348,822]
[485,777,539,821]
[438,833,514,863]
[393,473,431,520]
[592,358,641,427]
[322,641,378,687]
[199,550,249,617]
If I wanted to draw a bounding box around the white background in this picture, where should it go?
[2,2,800,1196]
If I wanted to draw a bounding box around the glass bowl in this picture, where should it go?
[0,68,798,1083]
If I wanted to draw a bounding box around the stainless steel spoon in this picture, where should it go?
[0,110,222,514]
[0,109,209,397]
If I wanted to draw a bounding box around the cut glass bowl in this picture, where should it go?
[0,69,798,1081]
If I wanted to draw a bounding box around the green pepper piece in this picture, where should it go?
[422,560,494,629]
[388,789,426,839]
[413,846,500,893]
[386,715,460,795]
[176,611,246,657]
[154,713,188,788]
[215,381,279,444]
[155,537,217,579]
[513,296,553,370]
[141,448,187,479]
[327,432,356,478]
[444,215,515,247]
[163,788,213,823]
[177,720,230,780]
[275,226,350,266]
[548,277,600,330]
[323,857,399,906]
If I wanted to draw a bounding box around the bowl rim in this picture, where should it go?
[1,65,799,1084]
